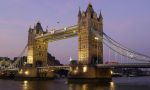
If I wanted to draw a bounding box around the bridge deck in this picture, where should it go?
[37,66,70,70]
[96,63,150,68]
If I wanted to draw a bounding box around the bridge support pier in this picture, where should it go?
[68,65,112,83]
[16,67,55,80]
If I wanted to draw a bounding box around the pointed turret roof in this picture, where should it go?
[35,21,43,31]
[99,11,103,20]
[34,21,43,34]
[28,25,32,32]
[86,2,94,14]
[78,7,82,17]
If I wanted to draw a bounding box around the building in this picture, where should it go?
[47,53,62,66]
[0,57,13,68]
[13,56,27,68]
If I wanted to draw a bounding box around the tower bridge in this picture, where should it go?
[24,3,110,81]
[27,3,104,68]
[1,3,150,82]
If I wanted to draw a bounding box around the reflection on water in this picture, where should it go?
[0,77,150,90]
[110,81,115,90]
[68,81,115,90]
[22,80,50,90]
[23,80,28,90]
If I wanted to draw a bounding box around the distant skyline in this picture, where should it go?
[0,0,150,64]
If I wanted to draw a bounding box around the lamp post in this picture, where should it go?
[94,37,99,64]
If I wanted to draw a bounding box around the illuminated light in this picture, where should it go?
[23,80,28,90]
[64,27,67,31]
[24,80,28,84]
[74,70,78,74]
[94,37,99,40]
[82,84,87,90]
[73,67,79,74]
[83,66,87,73]
[73,30,76,33]
[110,81,115,88]
[19,69,23,74]
[51,70,54,72]
[69,57,73,61]
[110,70,113,75]
[25,71,29,75]
[27,56,33,64]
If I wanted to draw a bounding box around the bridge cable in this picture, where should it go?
[7,44,28,70]
[91,28,150,63]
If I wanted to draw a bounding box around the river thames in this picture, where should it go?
[0,76,150,90]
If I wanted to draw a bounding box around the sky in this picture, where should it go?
[0,0,150,64]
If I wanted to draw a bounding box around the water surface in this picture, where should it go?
[0,77,150,90]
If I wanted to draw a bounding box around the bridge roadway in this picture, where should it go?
[37,66,70,71]
[37,63,150,71]
[1,63,150,75]
[96,63,150,68]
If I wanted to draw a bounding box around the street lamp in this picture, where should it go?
[94,37,99,64]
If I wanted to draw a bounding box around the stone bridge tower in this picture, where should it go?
[69,3,111,82]
[27,22,48,67]
[78,3,103,65]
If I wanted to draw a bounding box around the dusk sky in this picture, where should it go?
[0,0,150,64]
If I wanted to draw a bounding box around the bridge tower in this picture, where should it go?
[69,3,111,82]
[27,22,48,67]
[78,3,103,65]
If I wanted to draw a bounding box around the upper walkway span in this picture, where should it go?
[35,25,78,42]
